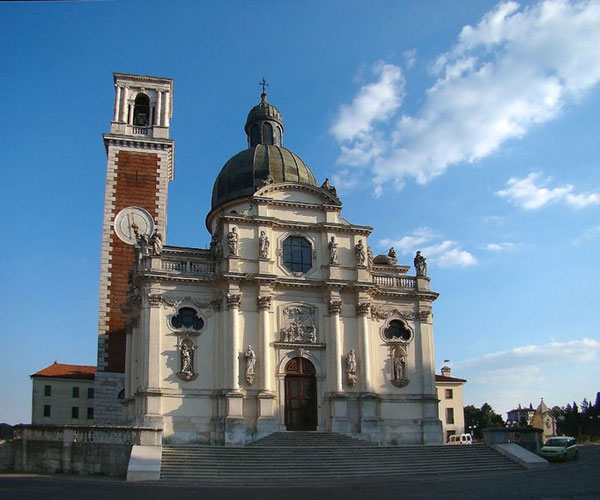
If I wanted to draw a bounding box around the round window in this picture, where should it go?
[384,319,412,342]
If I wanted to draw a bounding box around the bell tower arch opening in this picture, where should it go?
[284,357,317,431]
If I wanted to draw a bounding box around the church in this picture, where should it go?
[95,73,443,446]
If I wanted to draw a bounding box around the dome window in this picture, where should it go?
[250,124,260,147]
[282,236,312,273]
[262,122,273,145]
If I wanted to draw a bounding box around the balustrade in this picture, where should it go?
[372,274,416,289]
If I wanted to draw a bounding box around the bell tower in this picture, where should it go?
[95,73,174,423]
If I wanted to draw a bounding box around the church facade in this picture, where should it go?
[97,73,443,446]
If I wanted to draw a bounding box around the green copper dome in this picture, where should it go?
[211,144,317,208]
[211,92,318,209]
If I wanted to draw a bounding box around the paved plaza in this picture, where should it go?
[1,445,599,500]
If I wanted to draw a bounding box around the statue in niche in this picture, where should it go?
[210,232,222,259]
[414,250,427,277]
[345,349,357,387]
[244,345,256,385]
[179,338,196,381]
[321,177,338,197]
[391,346,408,387]
[149,229,163,255]
[259,231,269,258]
[354,240,366,266]
[227,227,239,256]
[328,236,338,264]
[367,245,374,269]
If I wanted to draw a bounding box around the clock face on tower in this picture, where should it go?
[113,206,154,245]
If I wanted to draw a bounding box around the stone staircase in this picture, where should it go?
[160,432,524,483]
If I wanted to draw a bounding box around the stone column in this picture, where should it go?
[139,292,163,428]
[113,85,122,122]
[225,291,245,445]
[329,299,343,394]
[155,91,162,126]
[257,295,273,392]
[119,86,128,122]
[329,298,350,434]
[256,294,276,438]
[356,302,373,393]
[162,90,170,127]
[226,293,241,391]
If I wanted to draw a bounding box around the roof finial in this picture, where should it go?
[259,77,269,102]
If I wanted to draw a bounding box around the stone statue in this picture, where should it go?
[345,349,357,386]
[179,339,196,380]
[210,232,222,259]
[354,240,366,266]
[392,347,406,382]
[414,250,427,276]
[132,222,149,258]
[259,173,274,188]
[149,229,163,255]
[227,227,239,256]
[259,231,269,258]
[388,247,397,260]
[328,236,338,264]
[244,345,256,385]
[367,245,374,268]
[321,178,338,197]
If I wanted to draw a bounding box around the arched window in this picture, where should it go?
[262,122,273,145]
[250,124,260,147]
[384,319,412,342]
[282,236,312,273]
[133,94,150,126]
[171,307,204,331]
[273,125,282,146]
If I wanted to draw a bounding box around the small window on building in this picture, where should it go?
[72,387,79,398]
[383,320,412,342]
[72,407,79,419]
[44,385,52,397]
[171,307,204,330]
[87,387,94,399]
[282,236,312,273]
[44,405,51,417]
[445,389,453,399]
[262,122,273,145]
[250,123,260,147]
[87,407,94,420]
[446,408,455,425]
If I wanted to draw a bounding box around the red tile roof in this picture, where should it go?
[436,374,467,383]
[31,362,96,380]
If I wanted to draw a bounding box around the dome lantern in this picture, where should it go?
[244,81,284,148]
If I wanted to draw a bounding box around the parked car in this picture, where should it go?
[447,433,472,445]
[539,436,578,461]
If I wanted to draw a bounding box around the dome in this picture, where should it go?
[211,144,317,208]
[244,93,284,134]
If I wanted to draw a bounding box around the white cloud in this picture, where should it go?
[571,225,600,245]
[380,227,477,268]
[485,242,514,251]
[330,62,404,143]
[453,338,600,414]
[496,172,600,209]
[330,0,600,192]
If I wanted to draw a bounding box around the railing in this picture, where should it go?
[132,126,151,135]
[160,258,214,276]
[372,274,416,289]
[13,424,162,446]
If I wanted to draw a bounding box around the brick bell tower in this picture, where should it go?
[95,73,174,423]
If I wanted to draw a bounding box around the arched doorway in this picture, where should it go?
[284,357,317,431]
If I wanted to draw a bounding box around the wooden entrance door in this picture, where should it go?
[284,357,317,431]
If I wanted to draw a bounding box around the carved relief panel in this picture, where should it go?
[279,304,318,344]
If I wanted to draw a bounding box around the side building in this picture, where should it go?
[31,362,96,425]
[435,365,466,442]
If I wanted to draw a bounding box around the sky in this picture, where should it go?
[1,0,600,425]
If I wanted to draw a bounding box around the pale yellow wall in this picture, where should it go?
[31,377,95,425]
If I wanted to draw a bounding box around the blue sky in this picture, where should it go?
[1,0,599,424]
